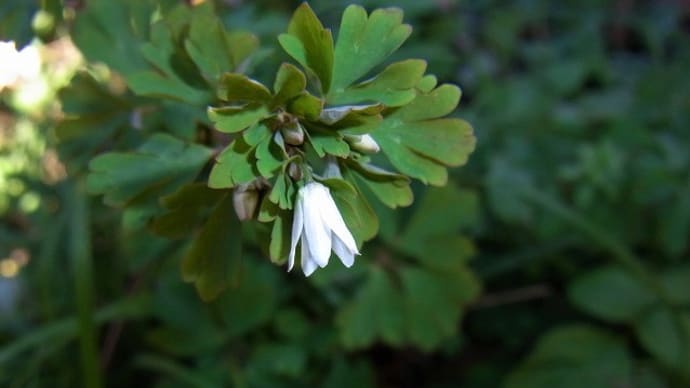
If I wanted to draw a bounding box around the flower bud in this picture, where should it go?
[346,134,380,154]
[233,184,259,221]
[281,122,305,146]
[288,162,302,181]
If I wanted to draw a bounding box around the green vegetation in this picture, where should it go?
[1,0,689,387]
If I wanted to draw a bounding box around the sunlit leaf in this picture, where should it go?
[331,5,412,94]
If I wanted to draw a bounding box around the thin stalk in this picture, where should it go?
[0,295,148,364]
[520,186,667,298]
[68,181,102,388]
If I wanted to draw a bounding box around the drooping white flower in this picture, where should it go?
[288,182,359,276]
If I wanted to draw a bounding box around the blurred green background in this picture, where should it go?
[1,0,690,387]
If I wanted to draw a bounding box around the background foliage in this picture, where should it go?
[1,0,690,387]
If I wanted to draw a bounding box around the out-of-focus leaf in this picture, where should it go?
[399,184,479,266]
[127,19,209,104]
[150,183,227,239]
[337,267,406,348]
[181,193,242,301]
[568,265,658,323]
[55,73,133,170]
[337,263,479,350]
[184,3,258,81]
[72,0,154,75]
[505,325,634,388]
[86,134,212,206]
[634,308,690,372]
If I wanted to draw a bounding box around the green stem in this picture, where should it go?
[68,181,102,388]
[520,187,667,299]
[0,295,148,365]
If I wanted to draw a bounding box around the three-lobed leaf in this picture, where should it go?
[330,5,412,95]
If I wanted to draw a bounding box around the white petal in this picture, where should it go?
[302,184,332,267]
[301,234,319,276]
[319,186,359,255]
[287,190,304,272]
[332,235,355,267]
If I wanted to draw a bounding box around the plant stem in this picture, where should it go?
[0,295,148,364]
[68,181,103,388]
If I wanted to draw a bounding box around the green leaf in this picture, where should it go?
[268,171,296,210]
[635,308,690,371]
[331,5,412,94]
[400,266,478,350]
[278,3,334,92]
[287,92,323,119]
[55,73,132,170]
[345,161,412,208]
[87,134,212,206]
[269,212,292,264]
[400,185,479,261]
[362,84,475,185]
[328,59,425,106]
[208,104,270,133]
[72,0,153,76]
[215,260,280,337]
[273,63,307,106]
[217,73,272,103]
[308,130,350,158]
[337,263,479,350]
[208,137,258,189]
[181,193,242,301]
[568,266,658,323]
[184,4,258,81]
[505,325,633,388]
[661,265,690,306]
[150,183,227,239]
[255,133,286,177]
[247,343,307,379]
[337,267,406,348]
[127,19,209,104]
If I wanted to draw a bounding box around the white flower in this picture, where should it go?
[288,182,360,276]
[347,134,380,154]
[0,40,41,90]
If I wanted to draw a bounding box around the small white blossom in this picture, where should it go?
[288,182,359,276]
[347,134,380,154]
[0,41,41,90]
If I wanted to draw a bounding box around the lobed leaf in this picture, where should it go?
[217,73,272,103]
[278,3,334,93]
[328,59,426,107]
[181,193,243,301]
[360,84,475,185]
[208,104,270,133]
[331,5,412,95]
[87,134,213,206]
[345,161,412,208]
